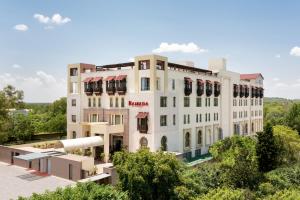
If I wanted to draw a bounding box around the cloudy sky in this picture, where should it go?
[1,0,300,102]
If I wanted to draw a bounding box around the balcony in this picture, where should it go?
[82,122,124,135]
[138,124,148,134]
[197,79,204,96]
[206,81,212,97]
[255,87,259,98]
[84,83,94,96]
[233,84,239,98]
[93,77,103,96]
[184,77,193,96]
[239,85,245,98]
[115,75,127,95]
[251,87,255,98]
[259,88,264,98]
[245,86,249,98]
[214,82,221,97]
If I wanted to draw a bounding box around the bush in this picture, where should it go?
[264,188,300,200]
[18,182,128,200]
[195,187,255,200]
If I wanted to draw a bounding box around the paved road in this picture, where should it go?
[0,161,74,200]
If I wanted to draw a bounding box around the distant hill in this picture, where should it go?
[264,97,300,103]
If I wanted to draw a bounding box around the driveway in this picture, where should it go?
[0,161,74,200]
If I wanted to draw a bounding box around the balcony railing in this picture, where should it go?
[245,86,249,98]
[84,83,94,96]
[138,124,148,133]
[214,83,221,97]
[239,85,245,98]
[233,84,239,98]
[259,88,264,98]
[106,81,116,95]
[116,80,127,95]
[206,81,212,97]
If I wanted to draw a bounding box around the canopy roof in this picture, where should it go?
[14,151,65,161]
[59,136,104,151]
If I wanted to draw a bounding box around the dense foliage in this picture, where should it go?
[256,123,279,172]
[0,85,66,145]
[113,148,184,200]
[18,182,128,200]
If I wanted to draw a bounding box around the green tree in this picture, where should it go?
[209,136,261,189]
[256,123,279,172]
[11,114,34,141]
[195,187,254,200]
[113,148,184,200]
[265,188,300,200]
[2,85,24,109]
[18,182,128,200]
[285,103,300,135]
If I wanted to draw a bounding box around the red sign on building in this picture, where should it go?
[128,101,149,107]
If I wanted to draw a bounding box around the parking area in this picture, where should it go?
[0,161,74,200]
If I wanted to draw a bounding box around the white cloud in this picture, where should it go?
[0,71,66,102]
[152,42,207,53]
[33,14,50,24]
[272,77,279,81]
[12,64,22,69]
[290,46,300,57]
[128,57,134,62]
[33,13,71,27]
[275,54,281,58]
[14,24,29,31]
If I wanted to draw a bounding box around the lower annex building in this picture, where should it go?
[67,54,264,162]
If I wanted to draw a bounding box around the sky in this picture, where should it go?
[0,0,300,102]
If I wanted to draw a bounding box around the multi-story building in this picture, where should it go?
[67,54,263,162]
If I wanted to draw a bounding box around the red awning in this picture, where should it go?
[93,77,103,82]
[206,80,211,83]
[184,77,193,82]
[115,75,127,81]
[105,76,116,81]
[83,77,94,82]
[197,79,203,83]
[136,112,149,119]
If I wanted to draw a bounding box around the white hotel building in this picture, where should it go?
[67,54,264,162]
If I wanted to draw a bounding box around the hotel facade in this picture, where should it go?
[67,54,264,162]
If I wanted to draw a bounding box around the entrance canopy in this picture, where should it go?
[14,151,65,161]
[59,136,104,151]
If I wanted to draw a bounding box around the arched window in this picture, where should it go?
[197,130,202,145]
[185,132,190,148]
[140,137,148,148]
[161,136,167,151]
[72,131,76,139]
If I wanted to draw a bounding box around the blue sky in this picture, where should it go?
[0,0,300,102]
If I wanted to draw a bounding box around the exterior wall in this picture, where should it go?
[50,156,82,181]
[0,145,29,165]
[66,54,264,158]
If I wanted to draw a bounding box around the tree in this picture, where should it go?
[2,85,24,109]
[285,103,300,135]
[113,148,184,200]
[264,188,300,200]
[209,136,261,189]
[11,114,34,141]
[256,123,279,172]
[18,182,128,200]
[273,125,300,164]
[195,187,254,200]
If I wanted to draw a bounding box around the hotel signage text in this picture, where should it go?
[128,101,149,107]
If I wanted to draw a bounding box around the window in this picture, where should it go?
[156,60,165,70]
[214,98,218,107]
[251,99,254,106]
[121,97,125,107]
[208,113,210,121]
[172,79,175,90]
[70,68,78,76]
[115,115,121,125]
[93,98,96,107]
[185,132,190,148]
[71,115,76,123]
[91,114,97,122]
[110,97,113,107]
[173,114,176,125]
[115,98,119,107]
[72,99,76,106]
[196,97,202,107]
[161,136,167,151]
[140,137,148,148]
[141,77,150,91]
[196,114,198,122]
[205,98,211,107]
[88,98,91,107]
[205,113,207,122]
[199,114,202,122]
[160,115,167,126]
[184,115,187,124]
[71,82,78,94]
[139,60,150,70]
[173,97,176,107]
[72,131,76,139]
[160,96,167,107]
[184,97,190,107]
[187,114,190,124]
[197,130,203,145]
[156,78,160,90]
[233,112,237,119]
[98,98,101,107]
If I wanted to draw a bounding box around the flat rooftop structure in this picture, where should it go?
[14,151,65,161]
